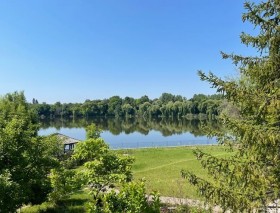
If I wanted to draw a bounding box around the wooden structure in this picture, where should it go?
[54,133,80,152]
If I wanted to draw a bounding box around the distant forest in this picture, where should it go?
[30,93,224,120]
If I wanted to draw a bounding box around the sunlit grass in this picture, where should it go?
[117,145,231,199]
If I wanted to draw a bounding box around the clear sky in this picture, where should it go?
[0,0,258,103]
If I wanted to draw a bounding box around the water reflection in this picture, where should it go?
[40,117,220,137]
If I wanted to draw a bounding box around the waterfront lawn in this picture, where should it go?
[21,145,231,212]
[117,145,231,199]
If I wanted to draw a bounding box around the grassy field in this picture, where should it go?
[117,145,230,199]
[21,145,230,212]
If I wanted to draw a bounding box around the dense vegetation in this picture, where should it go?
[0,92,63,212]
[183,0,280,211]
[30,93,223,120]
[0,92,161,212]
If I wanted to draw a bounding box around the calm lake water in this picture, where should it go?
[39,117,219,149]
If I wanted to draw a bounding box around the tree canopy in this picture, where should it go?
[0,92,62,212]
[30,93,223,120]
[182,0,280,211]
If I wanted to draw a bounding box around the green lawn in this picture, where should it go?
[21,145,230,212]
[117,145,231,199]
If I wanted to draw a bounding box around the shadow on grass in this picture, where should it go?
[22,198,89,213]
[47,198,88,213]
[58,197,88,206]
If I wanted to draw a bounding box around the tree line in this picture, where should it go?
[30,93,223,120]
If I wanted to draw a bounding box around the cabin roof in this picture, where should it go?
[54,133,80,145]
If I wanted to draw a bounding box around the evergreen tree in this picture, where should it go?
[182,0,280,211]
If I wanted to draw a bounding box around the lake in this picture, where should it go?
[39,117,219,149]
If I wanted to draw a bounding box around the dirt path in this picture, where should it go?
[148,195,226,213]
[155,196,280,213]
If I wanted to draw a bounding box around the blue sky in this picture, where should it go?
[0,0,257,103]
